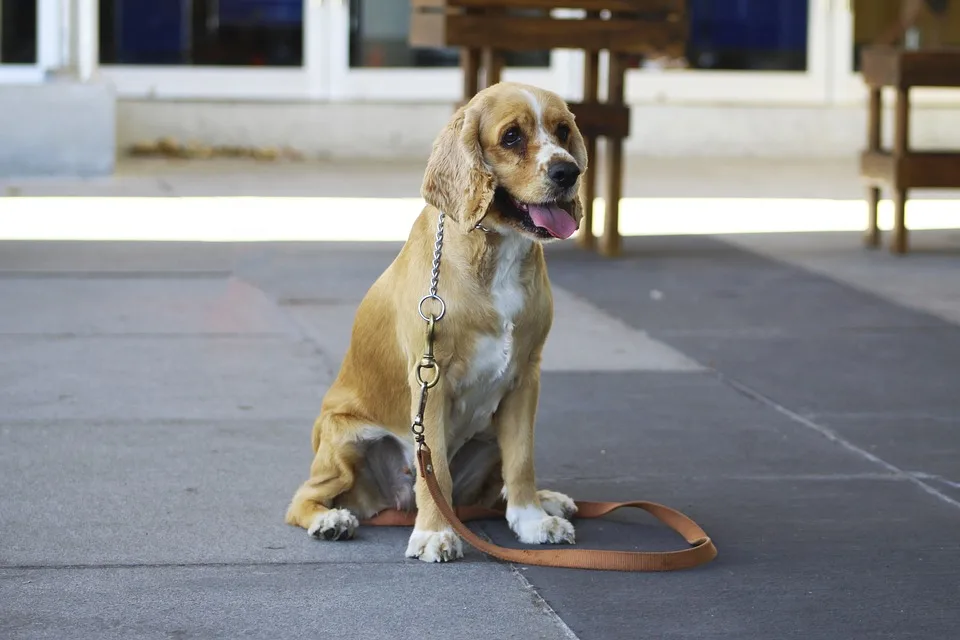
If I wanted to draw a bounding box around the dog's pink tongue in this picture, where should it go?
[527,203,577,239]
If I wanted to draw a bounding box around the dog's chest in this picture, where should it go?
[448,236,530,452]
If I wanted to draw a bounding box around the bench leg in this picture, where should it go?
[480,48,504,89]
[865,186,881,248]
[891,189,908,255]
[577,47,600,250]
[461,48,480,100]
[600,138,623,257]
[600,53,626,258]
[891,87,910,255]
[864,86,882,248]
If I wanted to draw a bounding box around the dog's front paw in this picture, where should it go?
[307,508,358,541]
[507,505,576,545]
[538,490,578,519]
[405,528,463,563]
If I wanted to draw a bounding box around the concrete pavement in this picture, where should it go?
[2,159,959,639]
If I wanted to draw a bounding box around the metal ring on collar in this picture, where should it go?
[418,294,446,322]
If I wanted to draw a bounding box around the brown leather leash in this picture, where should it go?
[360,446,718,572]
[379,210,718,572]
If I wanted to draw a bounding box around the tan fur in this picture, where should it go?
[284,82,588,560]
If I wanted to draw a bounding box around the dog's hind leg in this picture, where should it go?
[451,438,503,507]
[285,415,361,541]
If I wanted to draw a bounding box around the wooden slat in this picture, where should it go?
[900,51,960,88]
[568,102,630,138]
[861,150,960,190]
[861,46,960,88]
[441,15,685,54]
[900,153,960,189]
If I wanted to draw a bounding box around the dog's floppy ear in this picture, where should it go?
[566,115,589,227]
[421,102,496,231]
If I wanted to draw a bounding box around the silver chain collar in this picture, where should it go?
[418,211,447,322]
[430,211,445,298]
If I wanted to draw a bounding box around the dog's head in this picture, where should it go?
[421,82,588,242]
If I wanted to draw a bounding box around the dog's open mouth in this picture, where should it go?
[495,188,578,240]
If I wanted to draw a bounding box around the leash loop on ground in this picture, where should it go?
[406,445,718,572]
[400,208,718,571]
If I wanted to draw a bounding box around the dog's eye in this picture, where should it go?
[557,124,570,143]
[501,127,522,147]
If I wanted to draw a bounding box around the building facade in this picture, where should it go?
[2,0,960,176]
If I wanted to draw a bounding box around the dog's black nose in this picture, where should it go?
[548,161,580,188]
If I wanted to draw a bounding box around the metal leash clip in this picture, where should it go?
[410,211,446,451]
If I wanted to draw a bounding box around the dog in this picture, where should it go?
[285,81,588,562]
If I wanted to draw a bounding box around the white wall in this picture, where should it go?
[116,99,960,160]
[1,81,115,177]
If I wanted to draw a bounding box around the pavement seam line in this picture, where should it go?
[472,521,581,639]
[233,275,344,379]
[508,566,582,640]
[720,374,960,511]
[912,472,960,490]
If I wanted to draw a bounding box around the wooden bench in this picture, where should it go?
[410,0,687,257]
[860,46,960,254]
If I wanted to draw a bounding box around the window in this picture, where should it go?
[0,0,37,64]
[348,0,549,69]
[625,0,827,104]
[683,0,809,71]
[99,0,304,66]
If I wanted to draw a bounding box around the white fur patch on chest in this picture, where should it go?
[448,234,531,453]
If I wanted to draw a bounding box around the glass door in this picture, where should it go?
[621,0,831,104]
[326,0,575,101]
[97,0,326,99]
[0,0,42,82]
